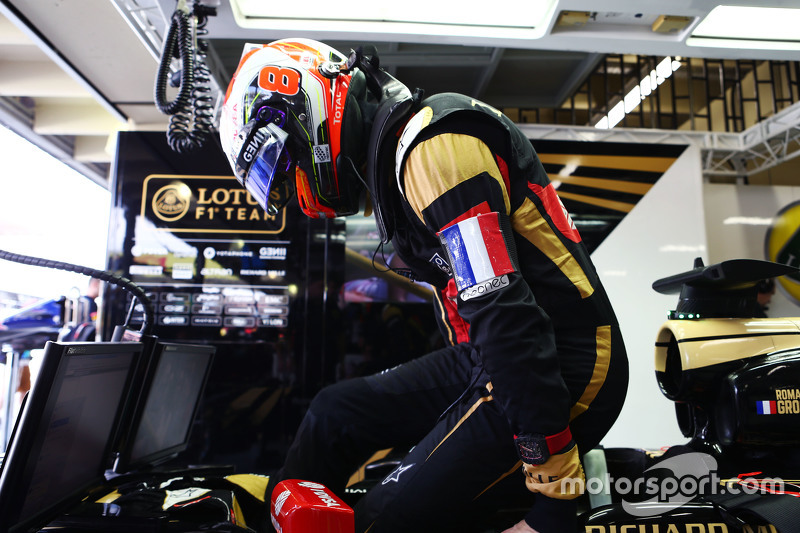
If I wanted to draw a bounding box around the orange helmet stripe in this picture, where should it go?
[224,45,267,103]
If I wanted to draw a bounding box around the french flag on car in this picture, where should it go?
[756,400,777,415]
[438,213,517,292]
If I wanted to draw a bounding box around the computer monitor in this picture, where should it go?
[113,341,215,475]
[0,341,142,533]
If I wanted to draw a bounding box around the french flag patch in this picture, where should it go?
[756,400,777,415]
[438,213,517,293]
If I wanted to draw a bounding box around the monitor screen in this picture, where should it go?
[114,341,215,474]
[0,341,142,533]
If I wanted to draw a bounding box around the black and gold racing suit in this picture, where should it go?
[275,93,628,533]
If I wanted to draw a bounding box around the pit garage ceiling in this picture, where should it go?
[1,0,799,186]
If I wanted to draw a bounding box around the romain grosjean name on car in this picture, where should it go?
[756,387,800,415]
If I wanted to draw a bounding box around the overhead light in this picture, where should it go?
[651,15,692,34]
[658,245,706,253]
[687,5,800,50]
[595,57,681,129]
[558,162,579,177]
[230,0,558,39]
[556,11,591,28]
[723,216,774,226]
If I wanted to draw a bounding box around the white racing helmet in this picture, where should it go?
[220,38,366,218]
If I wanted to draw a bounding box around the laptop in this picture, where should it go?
[0,341,143,533]
[111,340,216,476]
[0,339,217,532]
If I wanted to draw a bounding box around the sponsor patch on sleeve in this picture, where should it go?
[460,274,510,300]
[438,212,517,296]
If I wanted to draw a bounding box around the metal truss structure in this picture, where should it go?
[518,100,800,180]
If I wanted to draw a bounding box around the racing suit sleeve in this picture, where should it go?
[401,131,585,512]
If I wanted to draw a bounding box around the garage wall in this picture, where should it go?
[703,182,800,319]
[591,144,706,449]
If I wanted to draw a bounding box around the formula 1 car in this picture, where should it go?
[0,297,63,352]
[269,258,800,533]
[578,258,800,533]
[0,292,97,351]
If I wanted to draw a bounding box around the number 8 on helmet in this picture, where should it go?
[219,38,368,218]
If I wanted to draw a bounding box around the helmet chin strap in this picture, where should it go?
[332,44,420,244]
[340,154,378,220]
[342,155,373,200]
[361,192,374,218]
[341,155,417,281]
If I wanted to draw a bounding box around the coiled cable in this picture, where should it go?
[0,249,155,336]
[154,7,194,116]
[154,2,216,153]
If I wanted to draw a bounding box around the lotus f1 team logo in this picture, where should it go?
[152,182,192,222]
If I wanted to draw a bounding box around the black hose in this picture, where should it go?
[0,249,155,336]
[154,9,194,116]
[154,4,216,153]
[166,10,214,153]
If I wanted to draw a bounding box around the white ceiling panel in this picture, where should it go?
[1,0,800,187]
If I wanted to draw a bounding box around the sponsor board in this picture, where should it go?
[141,174,286,234]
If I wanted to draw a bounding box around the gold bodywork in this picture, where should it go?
[655,318,800,372]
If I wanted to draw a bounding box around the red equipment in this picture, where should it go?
[271,479,354,533]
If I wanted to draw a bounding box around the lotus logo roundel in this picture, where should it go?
[152,182,192,222]
[765,199,800,305]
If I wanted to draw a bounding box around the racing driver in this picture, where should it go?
[219,38,629,533]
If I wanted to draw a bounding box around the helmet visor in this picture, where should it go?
[234,122,293,214]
